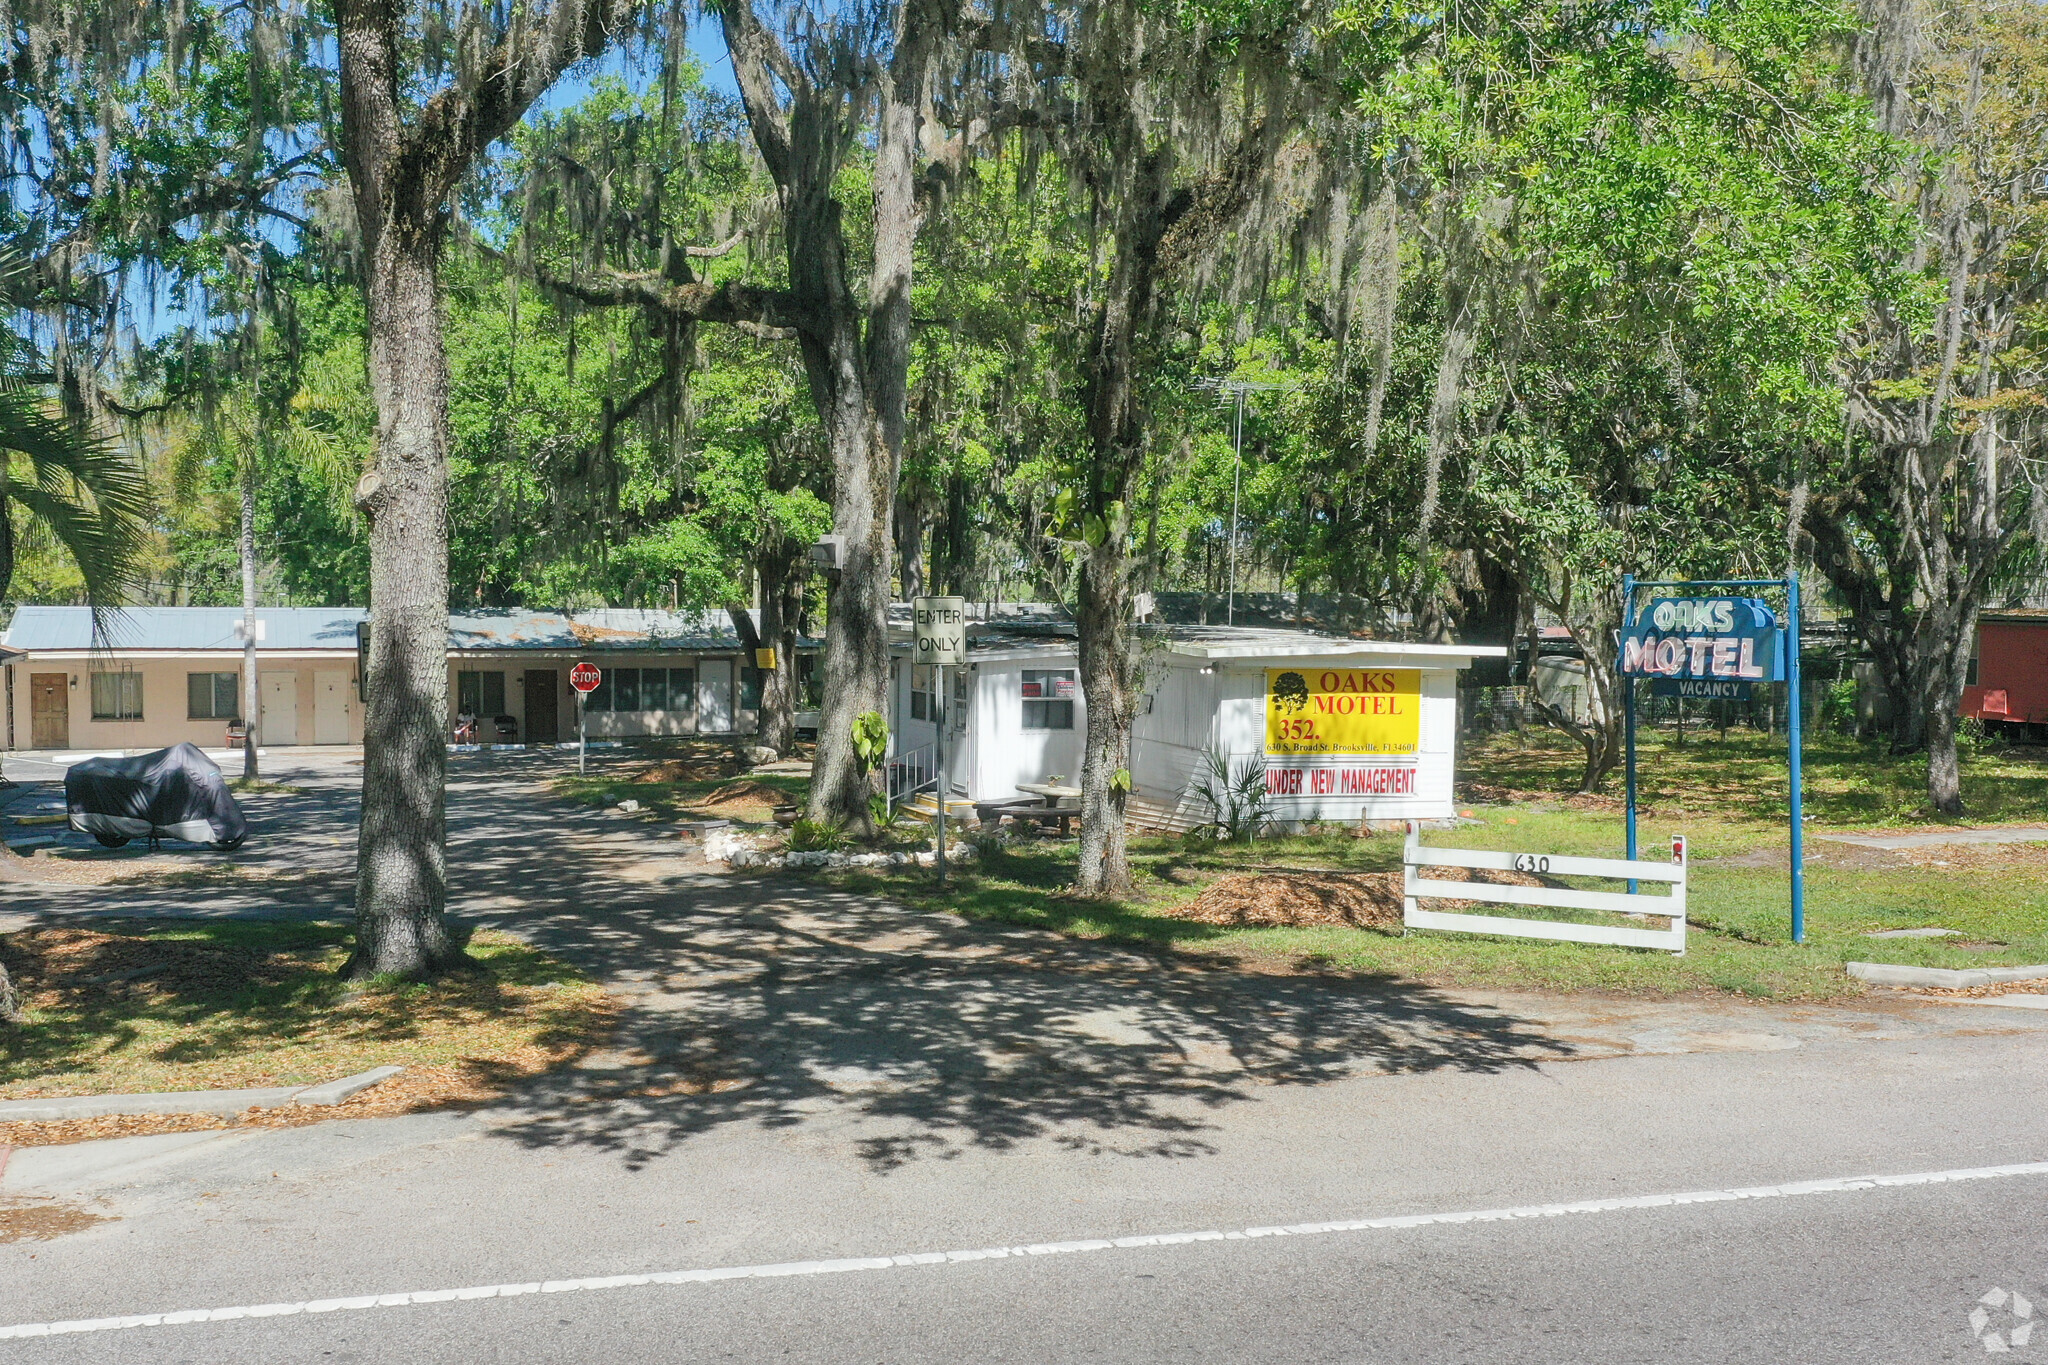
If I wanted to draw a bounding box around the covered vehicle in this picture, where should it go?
[65,743,248,850]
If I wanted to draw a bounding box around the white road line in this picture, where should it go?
[6,1160,2045,1341]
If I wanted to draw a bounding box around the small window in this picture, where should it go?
[1968,630,1981,687]
[911,665,936,721]
[613,667,642,712]
[91,671,144,721]
[1021,669,1075,730]
[585,671,612,712]
[188,671,239,720]
[740,667,762,711]
[667,668,696,712]
[456,671,506,716]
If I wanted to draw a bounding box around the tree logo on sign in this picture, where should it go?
[1272,671,1309,714]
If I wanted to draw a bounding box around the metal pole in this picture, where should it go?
[1227,387,1244,626]
[934,664,947,886]
[578,691,587,775]
[1621,574,1639,892]
[1787,573,1805,944]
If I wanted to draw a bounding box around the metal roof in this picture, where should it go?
[1,606,366,653]
[448,609,765,652]
[1,606,802,654]
[887,619,1508,664]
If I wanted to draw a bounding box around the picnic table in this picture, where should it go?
[978,781,1082,836]
[1015,781,1082,806]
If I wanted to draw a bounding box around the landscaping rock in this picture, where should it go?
[713,842,976,872]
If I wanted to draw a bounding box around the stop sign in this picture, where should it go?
[570,661,602,693]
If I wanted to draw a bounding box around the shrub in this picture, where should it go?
[789,817,848,852]
[1188,746,1273,842]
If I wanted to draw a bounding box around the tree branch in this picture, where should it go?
[717,0,799,185]
[407,0,646,207]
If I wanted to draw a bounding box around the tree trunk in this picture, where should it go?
[1075,536,1135,895]
[348,228,463,981]
[240,461,261,781]
[796,316,890,831]
[754,538,807,758]
[0,959,21,1026]
[894,492,926,602]
[1925,686,1964,815]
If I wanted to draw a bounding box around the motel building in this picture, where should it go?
[888,615,1504,828]
[1,606,800,754]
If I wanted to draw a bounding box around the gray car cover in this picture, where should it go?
[66,743,248,848]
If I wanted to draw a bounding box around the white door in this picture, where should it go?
[698,660,734,733]
[260,671,299,746]
[314,671,352,744]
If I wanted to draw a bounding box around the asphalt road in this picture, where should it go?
[6,747,2047,1361]
[6,1024,2045,1362]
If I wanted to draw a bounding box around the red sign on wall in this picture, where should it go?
[570,662,603,694]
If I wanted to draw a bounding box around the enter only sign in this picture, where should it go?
[913,596,967,666]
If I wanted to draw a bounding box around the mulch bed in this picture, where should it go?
[1163,865,1557,931]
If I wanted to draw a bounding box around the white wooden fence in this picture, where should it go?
[1402,825,1688,953]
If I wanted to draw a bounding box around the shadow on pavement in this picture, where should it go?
[11,748,1577,1173]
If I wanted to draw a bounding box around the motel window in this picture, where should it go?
[741,667,762,711]
[457,670,506,716]
[586,667,695,713]
[188,672,239,720]
[1968,631,1980,687]
[1021,669,1075,730]
[797,654,822,709]
[911,665,937,721]
[91,670,144,721]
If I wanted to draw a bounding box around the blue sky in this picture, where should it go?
[124,12,739,347]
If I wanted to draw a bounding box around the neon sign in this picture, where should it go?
[1619,597,1784,682]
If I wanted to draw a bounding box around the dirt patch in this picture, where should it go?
[0,1051,584,1149]
[1163,865,1561,931]
[687,780,795,820]
[633,758,728,784]
[1909,977,2048,998]
[0,924,615,1122]
[0,1197,110,1242]
[0,926,322,1006]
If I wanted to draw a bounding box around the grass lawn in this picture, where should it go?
[785,727,2048,1000]
[0,921,612,1102]
[1465,726,2048,827]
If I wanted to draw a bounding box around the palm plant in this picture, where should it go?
[1,258,147,1021]
[0,253,148,610]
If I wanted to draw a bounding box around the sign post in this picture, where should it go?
[1617,577,1803,941]
[913,597,967,884]
[569,661,602,775]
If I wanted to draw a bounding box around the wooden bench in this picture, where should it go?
[973,797,1040,830]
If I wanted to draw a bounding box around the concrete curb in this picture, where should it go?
[291,1065,404,1107]
[0,1066,405,1123]
[1848,961,2048,989]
